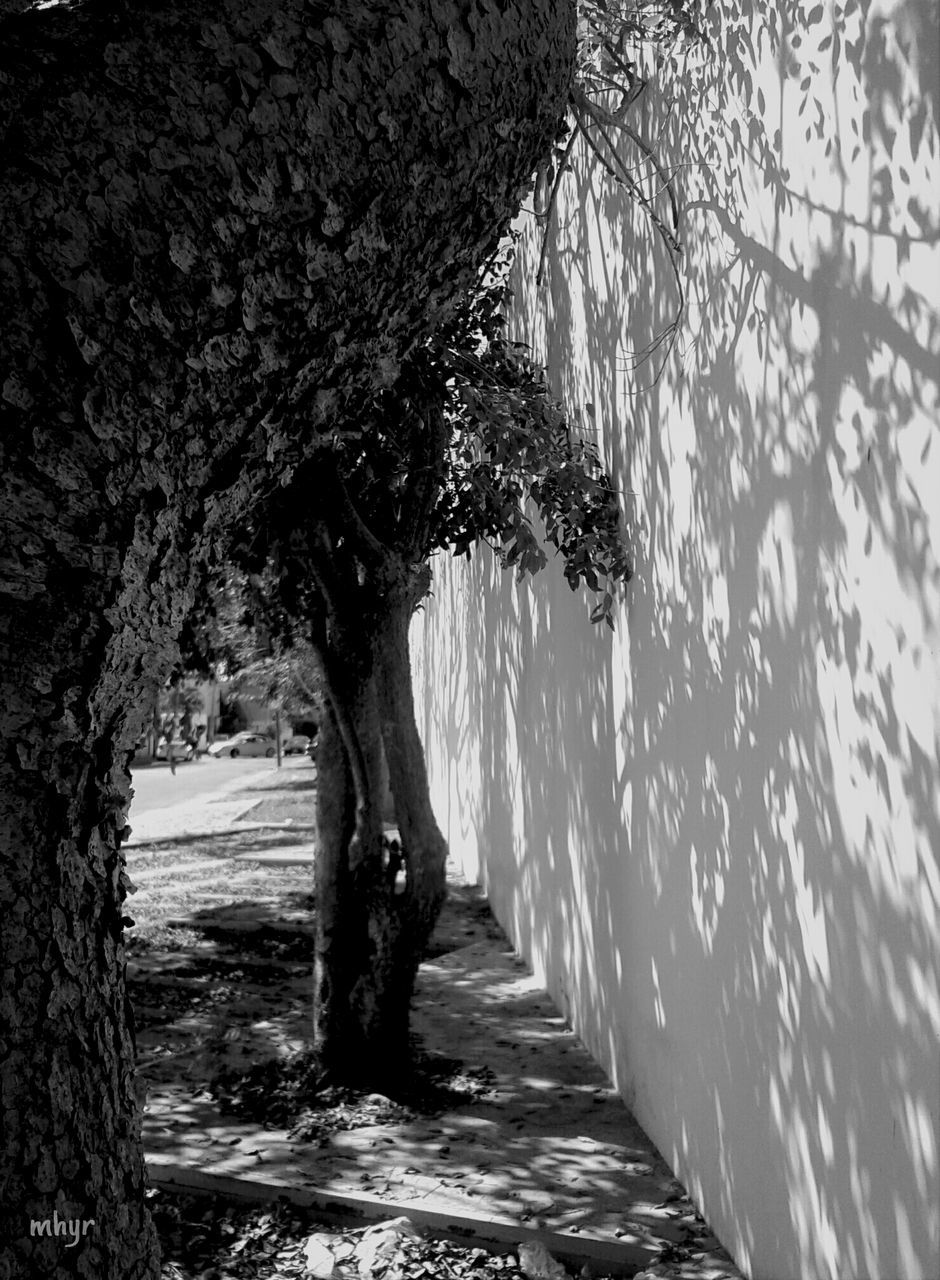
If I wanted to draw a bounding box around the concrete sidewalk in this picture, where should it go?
[139,897,743,1278]
[131,761,743,1278]
[144,935,744,1279]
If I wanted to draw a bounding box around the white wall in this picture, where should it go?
[413,3,940,1278]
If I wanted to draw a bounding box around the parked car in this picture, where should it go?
[281,734,311,755]
[206,732,276,759]
[156,737,195,762]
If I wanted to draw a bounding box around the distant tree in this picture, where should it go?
[180,562,324,722]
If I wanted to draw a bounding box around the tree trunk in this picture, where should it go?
[312,699,359,1077]
[0,530,193,1278]
[312,576,449,1083]
[313,638,416,1081]
[2,0,575,1262]
[0,766,158,1278]
[375,590,450,960]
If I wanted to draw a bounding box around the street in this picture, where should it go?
[128,755,278,818]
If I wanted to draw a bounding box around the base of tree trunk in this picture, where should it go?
[209,1042,494,1136]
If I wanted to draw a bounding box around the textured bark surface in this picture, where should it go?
[312,698,362,1074]
[0,0,575,1272]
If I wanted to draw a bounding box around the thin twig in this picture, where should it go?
[535,120,583,286]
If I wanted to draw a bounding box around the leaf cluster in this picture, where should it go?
[575,0,708,92]
[188,239,633,648]
[431,243,633,628]
[175,562,322,711]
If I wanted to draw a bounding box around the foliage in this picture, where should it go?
[155,681,204,743]
[532,0,709,375]
[214,237,633,642]
[575,0,707,87]
[158,685,203,717]
[432,242,633,626]
[177,563,322,714]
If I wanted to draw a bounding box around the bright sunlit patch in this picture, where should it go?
[894,1196,923,1280]
[901,1091,939,1199]
[650,957,666,1031]
[756,500,799,629]
[770,1077,841,1280]
[906,953,940,1037]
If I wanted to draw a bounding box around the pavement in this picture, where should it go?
[125,758,300,845]
[134,764,744,1280]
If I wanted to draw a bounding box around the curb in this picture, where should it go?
[162,915,314,936]
[146,1158,655,1278]
[123,821,318,850]
[231,847,315,866]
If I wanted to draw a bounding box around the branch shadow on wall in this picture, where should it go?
[423,5,939,1278]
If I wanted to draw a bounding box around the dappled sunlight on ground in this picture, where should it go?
[128,800,737,1272]
[141,933,741,1277]
[126,832,314,951]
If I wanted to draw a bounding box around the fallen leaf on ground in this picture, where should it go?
[303,1232,337,1277]
[517,1240,568,1279]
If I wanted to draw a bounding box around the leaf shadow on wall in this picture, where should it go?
[425,4,940,1278]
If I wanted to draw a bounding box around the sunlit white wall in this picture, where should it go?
[413,3,940,1277]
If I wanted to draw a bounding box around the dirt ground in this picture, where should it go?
[127,781,743,1280]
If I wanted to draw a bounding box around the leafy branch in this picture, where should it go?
[432,246,634,628]
[534,0,708,384]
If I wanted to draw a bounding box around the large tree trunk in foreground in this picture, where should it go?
[0,530,192,1279]
[1,0,574,1268]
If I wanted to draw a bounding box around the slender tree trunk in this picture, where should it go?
[375,591,449,959]
[312,700,359,1077]
[313,639,414,1080]
[312,578,449,1082]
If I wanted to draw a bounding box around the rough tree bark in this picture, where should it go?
[0,0,575,1272]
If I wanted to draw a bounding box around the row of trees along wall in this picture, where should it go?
[0,0,576,1274]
